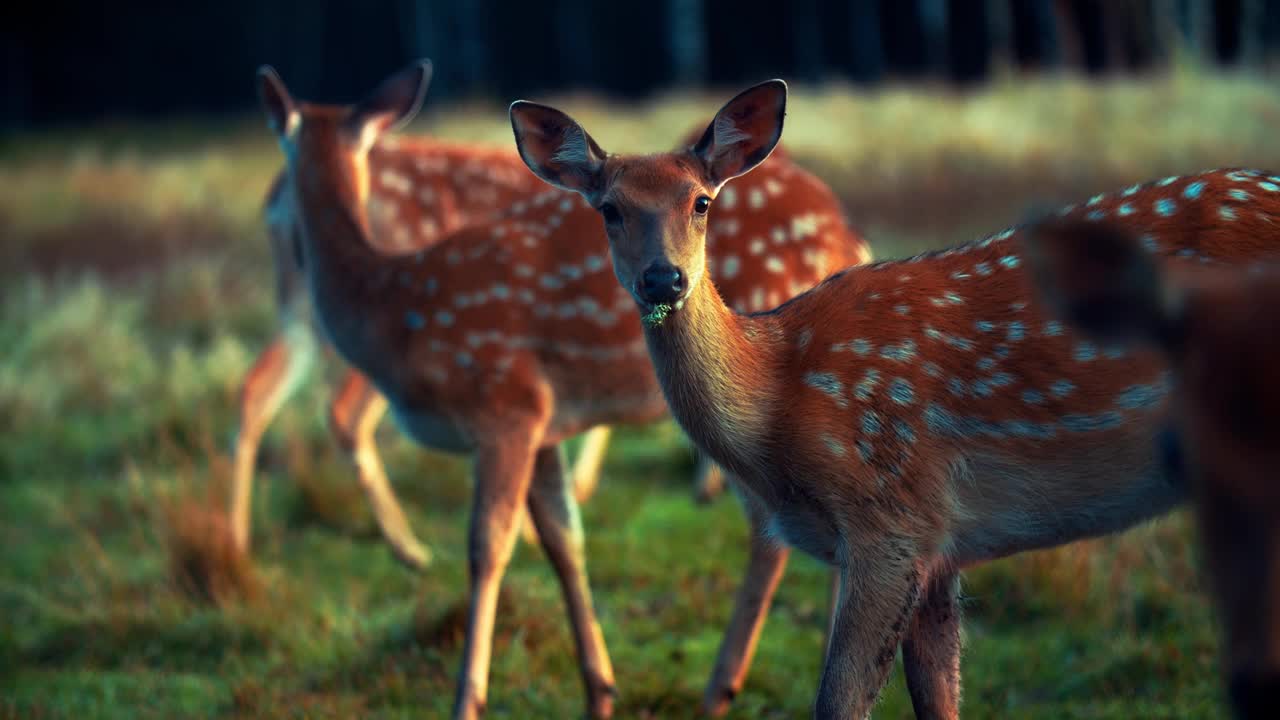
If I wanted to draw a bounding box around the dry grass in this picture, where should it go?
[162,497,261,606]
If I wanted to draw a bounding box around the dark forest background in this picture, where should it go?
[6,0,1280,131]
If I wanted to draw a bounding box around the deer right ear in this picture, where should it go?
[257,66,299,140]
[692,79,787,187]
[1026,216,1178,349]
[346,60,432,152]
[509,101,606,201]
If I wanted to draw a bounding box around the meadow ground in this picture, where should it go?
[4,67,1277,718]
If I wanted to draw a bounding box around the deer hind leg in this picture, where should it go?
[569,426,612,504]
[703,483,790,717]
[694,452,727,504]
[1196,484,1280,719]
[816,539,928,720]
[526,444,617,718]
[328,369,430,570]
[452,431,541,720]
[902,569,963,720]
[230,324,317,554]
[516,426,611,547]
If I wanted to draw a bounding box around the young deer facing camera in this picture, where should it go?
[259,63,869,719]
[1029,217,1280,720]
[511,79,1280,717]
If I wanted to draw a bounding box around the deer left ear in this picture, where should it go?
[257,65,299,140]
[692,79,787,187]
[509,101,607,201]
[345,60,432,151]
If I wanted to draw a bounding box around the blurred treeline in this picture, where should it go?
[5,0,1280,130]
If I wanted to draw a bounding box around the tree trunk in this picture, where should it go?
[847,0,885,84]
[667,0,707,86]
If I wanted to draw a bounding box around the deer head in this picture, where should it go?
[510,80,787,323]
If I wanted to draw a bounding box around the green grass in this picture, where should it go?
[0,68,1259,718]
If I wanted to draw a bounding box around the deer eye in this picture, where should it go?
[694,196,711,214]
[599,202,622,224]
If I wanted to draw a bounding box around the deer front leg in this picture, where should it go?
[230,325,317,554]
[452,434,540,720]
[328,369,430,569]
[703,483,790,716]
[902,570,962,720]
[815,540,926,720]
[526,445,617,718]
[569,426,613,504]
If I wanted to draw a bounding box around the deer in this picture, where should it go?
[234,105,610,571]
[509,78,1280,718]
[232,101,785,566]
[1027,217,1280,720]
[257,62,871,719]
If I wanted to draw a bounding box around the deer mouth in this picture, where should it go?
[638,296,688,327]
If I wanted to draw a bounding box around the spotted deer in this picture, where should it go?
[234,103,593,570]
[1027,217,1280,720]
[258,63,869,720]
[510,79,1280,718]
[232,82,791,568]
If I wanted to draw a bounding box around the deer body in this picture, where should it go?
[261,64,870,720]
[647,170,1280,717]
[1028,210,1280,720]
[510,77,1280,718]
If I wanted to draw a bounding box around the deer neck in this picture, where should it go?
[288,145,388,355]
[641,273,781,478]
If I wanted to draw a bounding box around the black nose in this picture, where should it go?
[638,263,685,305]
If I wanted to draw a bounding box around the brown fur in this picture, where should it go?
[511,79,1280,718]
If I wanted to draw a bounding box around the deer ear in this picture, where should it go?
[692,79,787,187]
[257,65,299,139]
[345,60,432,150]
[509,101,607,201]
[1026,215,1179,349]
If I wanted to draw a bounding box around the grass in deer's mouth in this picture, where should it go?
[641,303,674,327]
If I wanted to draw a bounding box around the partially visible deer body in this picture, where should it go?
[1028,218,1280,720]
[234,132,574,569]
[259,63,870,719]
[511,80,1280,718]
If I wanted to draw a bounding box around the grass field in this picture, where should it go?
[3,68,1275,718]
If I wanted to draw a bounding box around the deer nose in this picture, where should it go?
[638,263,685,305]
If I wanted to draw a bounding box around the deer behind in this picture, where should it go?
[260,63,870,720]
[234,79,618,569]
[510,79,1280,718]
[1028,216,1280,720]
